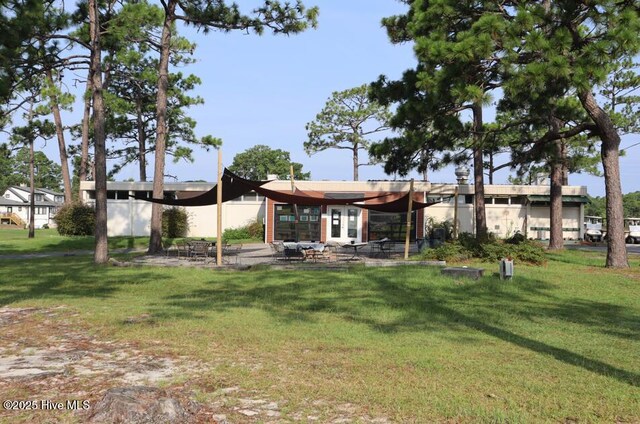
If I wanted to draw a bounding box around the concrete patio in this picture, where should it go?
[125,242,444,269]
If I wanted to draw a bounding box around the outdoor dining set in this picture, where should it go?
[269,238,396,262]
[164,239,242,263]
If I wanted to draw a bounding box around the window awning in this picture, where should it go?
[527,195,589,203]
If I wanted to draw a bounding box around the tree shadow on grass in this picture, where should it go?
[0,257,171,306]
[151,266,639,387]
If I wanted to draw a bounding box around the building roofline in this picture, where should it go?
[7,187,27,202]
[79,179,589,197]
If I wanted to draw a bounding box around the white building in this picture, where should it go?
[0,186,65,228]
[79,178,589,242]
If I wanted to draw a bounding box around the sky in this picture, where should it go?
[38,1,640,197]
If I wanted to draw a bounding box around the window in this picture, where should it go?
[4,194,9,199]
[7,207,12,213]
[494,197,509,205]
[368,211,416,242]
[273,204,321,241]
[230,191,265,202]
[106,190,131,200]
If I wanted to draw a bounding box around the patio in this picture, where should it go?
[127,242,441,269]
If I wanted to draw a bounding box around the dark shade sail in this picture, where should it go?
[130,170,268,207]
[358,192,443,212]
[132,168,443,211]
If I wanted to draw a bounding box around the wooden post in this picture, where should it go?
[216,150,223,266]
[404,179,414,260]
[453,186,459,239]
[290,165,299,240]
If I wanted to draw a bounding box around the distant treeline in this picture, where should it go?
[586,192,640,218]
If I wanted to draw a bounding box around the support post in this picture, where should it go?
[216,150,223,266]
[404,179,414,260]
[453,186,459,239]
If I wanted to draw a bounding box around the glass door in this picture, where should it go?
[328,207,361,242]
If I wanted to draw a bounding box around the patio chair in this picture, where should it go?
[270,242,286,262]
[162,239,177,257]
[189,241,210,262]
[176,241,190,259]
[223,243,242,264]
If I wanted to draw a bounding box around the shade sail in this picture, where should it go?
[130,171,268,206]
[132,169,390,207]
[358,192,444,212]
[132,168,446,211]
[218,169,392,206]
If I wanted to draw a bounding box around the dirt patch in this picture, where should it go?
[0,307,391,423]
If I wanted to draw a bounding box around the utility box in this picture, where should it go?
[500,258,514,280]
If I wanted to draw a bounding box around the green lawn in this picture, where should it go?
[0,249,638,422]
[0,228,150,253]
[0,229,255,254]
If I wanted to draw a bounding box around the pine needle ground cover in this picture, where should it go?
[0,250,638,422]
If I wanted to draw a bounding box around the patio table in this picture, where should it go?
[340,242,368,260]
[283,242,325,260]
[369,238,393,258]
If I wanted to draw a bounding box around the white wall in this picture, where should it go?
[99,199,265,237]
[529,206,582,240]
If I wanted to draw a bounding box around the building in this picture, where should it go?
[79,178,589,242]
[0,186,65,228]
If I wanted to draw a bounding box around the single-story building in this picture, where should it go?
[0,186,64,228]
[79,176,589,242]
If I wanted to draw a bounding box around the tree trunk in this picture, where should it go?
[352,145,359,181]
[148,0,176,254]
[136,100,147,181]
[578,90,628,268]
[45,69,73,203]
[560,141,569,185]
[488,150,494,185]
[548,141,564,250]
[29,139,35,239]
[472,102,487,241]
[78,72,93,200]
[89,0,108,264]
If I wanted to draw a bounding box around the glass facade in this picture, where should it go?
[274,204,321,241]
[368,211,416,241]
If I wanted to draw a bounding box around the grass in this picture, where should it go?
[0,228,149,253]
[0,246,639,422]
[0,228,256,254]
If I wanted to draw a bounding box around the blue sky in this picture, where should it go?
[40,1,640,196]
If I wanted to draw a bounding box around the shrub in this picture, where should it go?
[505,231,526,245]
[162,207,189,238]
[421,241,471,262]
[223,219,264,241]
[54,202,95,236]
[420,237,546,265]
[425,217,454,240]
[245,218,264,239]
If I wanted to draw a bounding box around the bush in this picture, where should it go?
[505,231,526,245]
[54,202,95,236]
[223,219,264,241]
[425,217,454,240]
[421,241,471,262]
[162,207,189,238]
[420,237,546,265]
